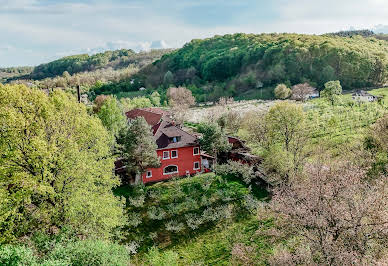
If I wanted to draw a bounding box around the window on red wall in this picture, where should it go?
[146,170,152,178]
[194,161,200,170]
[171,150,178,158]
[163,151,170,159]
[164,165,178,175]
[193,147,199,155]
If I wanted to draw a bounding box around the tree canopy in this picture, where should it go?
[0,84,125,243]
[140,33,388,94]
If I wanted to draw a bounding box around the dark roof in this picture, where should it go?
[126,108,198,150]
[155,123,198,149]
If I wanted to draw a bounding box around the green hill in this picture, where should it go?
[1,49,173,84]
[92,33,388,101]
[145,33,387,89]
[30,48,173,80]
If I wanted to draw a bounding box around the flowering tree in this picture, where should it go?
[291,83,316,101]
[266,161,388,265]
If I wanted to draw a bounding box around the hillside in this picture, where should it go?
[90,33,388,102]
[30,49,174,80]
[1,49,173,84]
[0,66,34,83]
[325,29,388,42]
[143,33,387,89]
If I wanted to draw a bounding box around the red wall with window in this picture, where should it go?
[142,145,201,184]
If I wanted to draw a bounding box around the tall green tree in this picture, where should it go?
[321,80,342,105]
[116,117,160,183]
[96,96,127,137]
[256,102,310,183]
[197,123,230,163]
[0,84,125,243]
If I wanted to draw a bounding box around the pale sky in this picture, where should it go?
[1,0,388,67]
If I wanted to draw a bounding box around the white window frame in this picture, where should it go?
[194,161,200,170]
[171,150,178,159]
[163,151,170,160]
[146,170,152,178]
[163,165,179,175]
[193,147,200,155]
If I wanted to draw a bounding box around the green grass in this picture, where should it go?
[370,87,388,99]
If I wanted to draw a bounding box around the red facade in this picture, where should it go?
[124,108,203,184]
[142,146,201,184]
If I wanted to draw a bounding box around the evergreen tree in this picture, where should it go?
[116,117,160,183]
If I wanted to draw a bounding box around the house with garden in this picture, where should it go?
[124,108,204,184]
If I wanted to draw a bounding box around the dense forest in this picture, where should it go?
[145,33,388,89]
[30,49,173,80]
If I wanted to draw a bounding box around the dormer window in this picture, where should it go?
[170,136,181,143]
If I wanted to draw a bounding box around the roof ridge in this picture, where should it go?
[141,107,169,115]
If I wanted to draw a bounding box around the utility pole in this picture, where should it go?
[77,85,81,103]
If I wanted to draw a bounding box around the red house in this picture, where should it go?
[125,108,202,184]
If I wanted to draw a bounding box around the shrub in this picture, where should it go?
[274,84,292,99]
[145,247,179,266]
[0,245,37,266]
[215,160,255,184]
[48,240,130,266]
